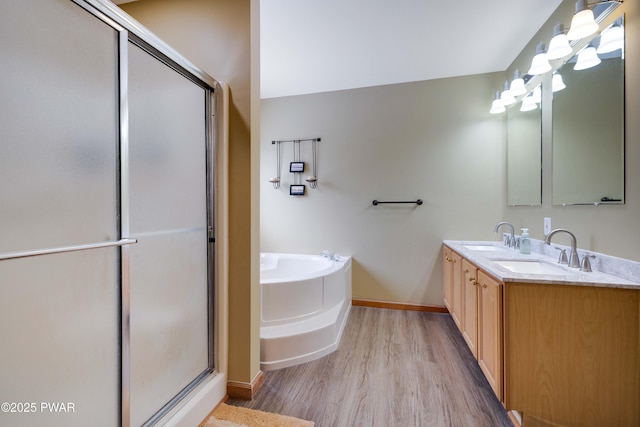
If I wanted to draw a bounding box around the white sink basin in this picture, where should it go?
[493,259,576,276]
[462,244,508,252]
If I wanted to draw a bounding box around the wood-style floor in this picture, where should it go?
[227,306,513,427]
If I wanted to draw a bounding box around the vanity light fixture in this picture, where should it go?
[531,85,542,104]
[597,23,624,54]
[490,91,505,114]
[547,23,573,60]
[574,45,601,70]
[520,94,538,112]
[509,69,526,97]
[567,0,599,41]
[527,42,552,75]
[552,72,567,92]
[500,80,516,106]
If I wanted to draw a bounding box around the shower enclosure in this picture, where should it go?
[0,1,218,426]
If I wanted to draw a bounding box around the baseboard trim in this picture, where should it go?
[352,299,449,313]
[507,410,521,427]
[226,370,264,400]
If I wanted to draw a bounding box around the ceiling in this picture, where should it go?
[113,0,565,99]
[260,0,563,99]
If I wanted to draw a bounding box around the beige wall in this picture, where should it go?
[261,0,640,308]
[121,0,261,384]
[261,74,506,306]
[504,0,640,261]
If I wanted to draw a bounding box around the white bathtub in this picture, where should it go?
[260,252,352,371]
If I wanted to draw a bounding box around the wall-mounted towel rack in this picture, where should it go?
[372,199,423,206]
[272,138,321,144]
[270,138,321,192]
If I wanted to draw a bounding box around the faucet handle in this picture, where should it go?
[555,247,568,265]
[581,254,596,272]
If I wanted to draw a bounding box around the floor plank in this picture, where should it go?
[227,306,512,427]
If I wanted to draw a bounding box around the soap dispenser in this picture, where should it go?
[520,228,531,254]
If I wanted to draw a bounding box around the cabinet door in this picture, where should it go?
[443,247,453,312]
[450,251,463,328]
[461,259,478,357]
[478,270,503,401]
[443,247,462,328]
[505,283,640,427]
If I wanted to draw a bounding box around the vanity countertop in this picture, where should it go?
[444,240,640,290]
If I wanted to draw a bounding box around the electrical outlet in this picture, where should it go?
[544,217,552,235]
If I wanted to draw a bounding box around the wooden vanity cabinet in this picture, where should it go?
[443,246,503,401]
[477,270,503,401]
[443,244,640,424]
[504,283,640,427]
[443,247,463,328]
[461,259,479,357]
[443,247,453,312]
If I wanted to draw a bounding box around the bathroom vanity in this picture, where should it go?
[443,240,640,427]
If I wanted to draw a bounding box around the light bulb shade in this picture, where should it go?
[490,90,505,114]
[509,69,526,97]
[597,24,624,54]
[531,85,542,104]
[528,43,552,75]
[501,81,516,106]
[490,99,505,114]
[501,92,516,106]
[552,73,566,92]
[574,46,601,70]
[567,1,599,41]
[547,24,573,60]
[520,95,538,112]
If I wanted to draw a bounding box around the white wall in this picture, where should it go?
[261,73,505,306]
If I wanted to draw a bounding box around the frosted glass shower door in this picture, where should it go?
[0,1,120,426]
[127,43,211,426]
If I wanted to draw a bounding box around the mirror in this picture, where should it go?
[507,91,542,206]
[552,16,624,205]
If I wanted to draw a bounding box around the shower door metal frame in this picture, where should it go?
[71,1,220,426]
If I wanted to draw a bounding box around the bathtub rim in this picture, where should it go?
[259,252,350,285]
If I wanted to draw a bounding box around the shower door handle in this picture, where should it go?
[0,238,138,261]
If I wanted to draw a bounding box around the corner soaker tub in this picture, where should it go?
[259,252,352,371]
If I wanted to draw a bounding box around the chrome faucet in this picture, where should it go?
[494,221,515,248]
[545,229,580,268]
[321,250,341,262]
